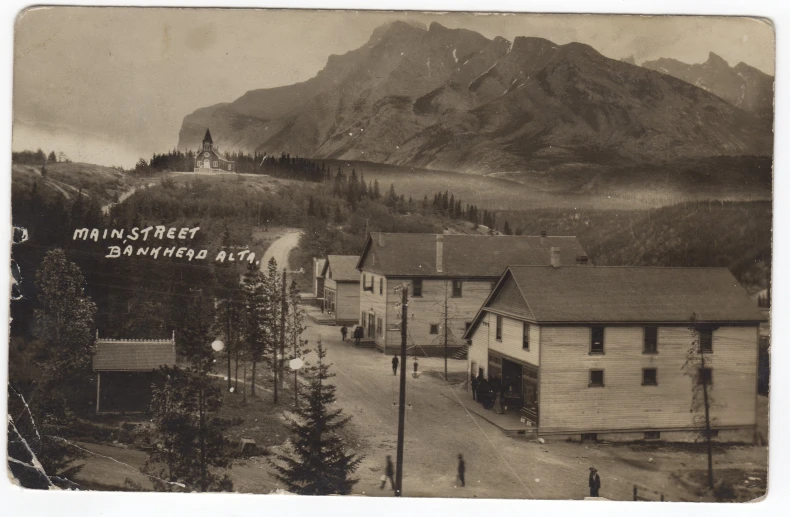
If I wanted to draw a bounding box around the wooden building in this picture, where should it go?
[92,334,177,413]
[194,128,235,172]
[464,265,766,442]
[356,232,589,356]
[321,255,361,325]
[313,258,327,299]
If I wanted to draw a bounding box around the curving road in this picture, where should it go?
[260,230,303,272]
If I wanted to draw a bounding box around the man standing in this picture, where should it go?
[589,467,601,497]
[457,454,466,487]
[353,325,363,346]
[340,325,348,342]
[392,355,399,376]
[471,374,480,401]
[380,455,395,490]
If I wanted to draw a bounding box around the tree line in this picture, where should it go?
[12,149,68,165]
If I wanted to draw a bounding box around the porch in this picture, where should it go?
[443,388,538,438]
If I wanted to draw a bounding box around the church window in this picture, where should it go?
[213,161,218,167]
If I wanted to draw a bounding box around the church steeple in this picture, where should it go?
[202,128,213,152]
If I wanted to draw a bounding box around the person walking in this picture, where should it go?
[340,325,348,342]
[457,454,466,487]
[413,357,419,374]
[353,325,363,346]
[471,374,480,401]
[392,355,399,376]
[588,467,601,497]
[380,455,395,490]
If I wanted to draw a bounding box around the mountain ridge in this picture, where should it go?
[178,21,773,175]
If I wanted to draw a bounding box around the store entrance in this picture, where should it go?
[501,358,523,411]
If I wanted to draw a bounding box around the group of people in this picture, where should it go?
[470,372,506,413]
[340,324,364,346]
[380,454,466,492]
[390,355,419,376]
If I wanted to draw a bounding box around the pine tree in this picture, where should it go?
[242,263,270,397]
[271,341,363,494]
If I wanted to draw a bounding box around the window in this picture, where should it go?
[362,313,367,329]
[699,367,713,385]
[377,317,382,336]
[228,164,232,171]
[590,326,604,354]
[644,326,658,354]
[196,160,201,167]
[495,315,503,341]
[642,368,658,386]
[430,324,439,335]
[699,329,713,353]
[412,278,423,297]
[644,431,661,440]
[706,429,719,438]
[522,323,530,350]
[379,278,383,295]
[589,369,604,387]
[213,161,218,167]
[581,433,598,443]
[452,279,463,298]
[363,274,372,291]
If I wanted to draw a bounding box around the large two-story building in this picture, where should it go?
[464,265,766,442]
[355,232,589,356]
[321,255,361,326]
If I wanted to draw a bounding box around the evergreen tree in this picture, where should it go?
[271,341,362,494]
[241,263,270,397]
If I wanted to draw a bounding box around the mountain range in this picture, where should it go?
[642,52,774,122]
[177,21,773,175]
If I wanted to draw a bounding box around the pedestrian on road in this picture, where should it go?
[353,326,363,346]
[380,455,395,490]
[413,357,419,373]
[340,325,348,342]
[589,467,601,498]
[457,454,466,487]
[392,355,399,376]
[471,374,480,401]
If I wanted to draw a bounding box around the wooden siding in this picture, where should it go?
[398,278,493,349]
[488,312,541,366]
[333,281,360,322]
[539,326,758,433]
[359,272,389,346]
[489,276,530,315]
[468,312,492,380]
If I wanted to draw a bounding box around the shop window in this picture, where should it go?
[412,278,423,297]
[706,429,719,438]
[699,329,713,353]
[581,433,598,443]
[523,323,530,350]
[589,369,604,387]
[590,326,604,354]
[644,326,658,354]
[495,315,503,341]
[644,431,660,440]
[642,368,658,386]
[452,279,463,298]
[430,324,439,335]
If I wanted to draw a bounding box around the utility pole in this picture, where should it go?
[395,284,409,497]
[226,299,232,392]
[444,278,448,380]
[700,340,714,489]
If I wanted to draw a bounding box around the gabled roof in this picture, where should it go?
[93,338,177,371]
[321,255,361,282]
[203,128,213,143]
[357,233,589,277]
[464,266,766,338]
[314,258,327,277]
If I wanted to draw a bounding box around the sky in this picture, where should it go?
[12,7,775,168]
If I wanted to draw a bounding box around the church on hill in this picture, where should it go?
[194,128,235,172]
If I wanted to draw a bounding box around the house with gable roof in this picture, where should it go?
[321,255,361,326]
[355,232,589,356]
[463,265,767,442]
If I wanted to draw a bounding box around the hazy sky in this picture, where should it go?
[13,7,775,168]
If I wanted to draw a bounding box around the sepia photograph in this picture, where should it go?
[5,3,777,506]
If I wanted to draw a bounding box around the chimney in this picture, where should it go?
[378,233,385,247]
[540,230,547,247]
[436,234,444,273]
[550,247,561,268]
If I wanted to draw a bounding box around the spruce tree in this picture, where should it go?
[271,341,362,494]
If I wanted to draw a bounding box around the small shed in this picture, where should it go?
[92,332,177,413]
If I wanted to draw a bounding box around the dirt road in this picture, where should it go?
[260,229,302,272]
[232,325,768,500]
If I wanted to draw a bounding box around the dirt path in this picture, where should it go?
[260,229,303,272]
